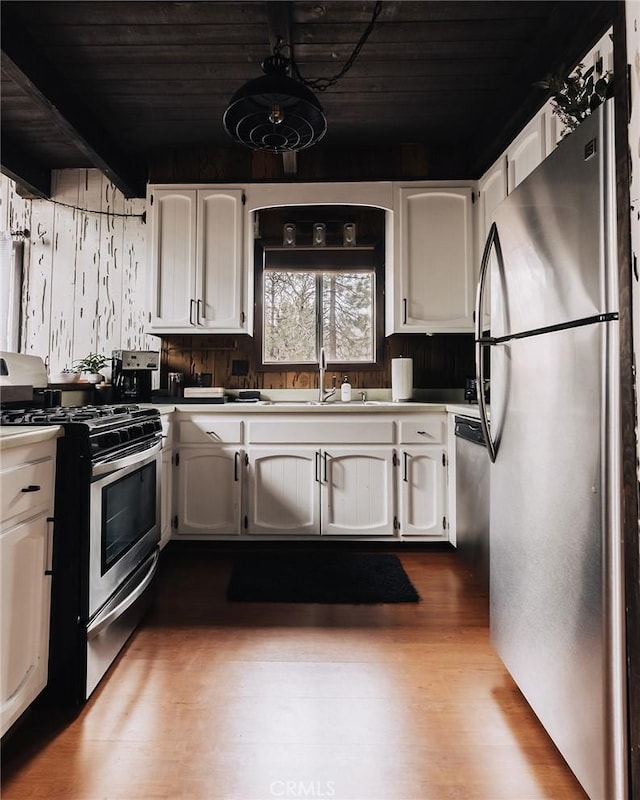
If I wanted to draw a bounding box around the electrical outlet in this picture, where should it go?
[232,359,249,376]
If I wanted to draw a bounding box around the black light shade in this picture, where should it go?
[223,54,327,153]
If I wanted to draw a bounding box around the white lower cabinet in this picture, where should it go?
[245,446,393,536]
[170,411,450,541]
[1,515,52,737]
[322,448,394,536]
[244,448,320,535]
[1,437,57,737]
[397,446,447,537]
[176,447,242,535]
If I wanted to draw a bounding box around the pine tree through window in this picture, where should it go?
[257,246,381,368]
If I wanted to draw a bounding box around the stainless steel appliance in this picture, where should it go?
[475,101,627,799]
[111,350,159,403]
[454,416,489,593]
[1,355,163,704]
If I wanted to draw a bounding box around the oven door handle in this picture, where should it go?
[92,439,162,478]
[87,549,159,640]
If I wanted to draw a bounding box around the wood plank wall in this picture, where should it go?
[0,170,155,374]
[160,331,475,393]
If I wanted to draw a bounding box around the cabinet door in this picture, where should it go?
[398,447,446,537]
[506,115,546,193]
[245,448,320,535]
[321,448,394,536]
[1,515,51,737]
[477,159,507,330]
[148,189,197,330]
[393,187,474,333]
[196,189,246,331]
[176,448,242,535]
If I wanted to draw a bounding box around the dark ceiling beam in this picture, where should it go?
[266,0,297,177]
[0,136,51,199]
[471,0,614,176]
[0,8,147,198]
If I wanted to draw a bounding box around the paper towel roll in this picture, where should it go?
[391,357,413,401]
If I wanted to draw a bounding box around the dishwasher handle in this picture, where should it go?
[454,417,486,447]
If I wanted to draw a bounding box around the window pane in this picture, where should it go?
[322,272,374,362]
[263,271,317,362]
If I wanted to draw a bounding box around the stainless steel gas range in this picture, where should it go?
[1,354,162,705]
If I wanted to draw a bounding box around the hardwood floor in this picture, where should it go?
[1,544,588,800]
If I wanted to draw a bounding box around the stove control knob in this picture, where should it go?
[99,431,121,450]
[142,421,156,435]
[128,424,143,440]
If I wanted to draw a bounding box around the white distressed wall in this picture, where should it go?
[0,169,155,374]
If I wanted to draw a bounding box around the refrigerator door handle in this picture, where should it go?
[475,222,501,463]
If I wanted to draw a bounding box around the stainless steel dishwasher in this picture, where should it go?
[454,415,490,592]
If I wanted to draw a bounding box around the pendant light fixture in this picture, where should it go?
[223,50,327,153]
[223,1,383,153]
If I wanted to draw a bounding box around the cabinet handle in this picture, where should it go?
[21,484,41,493]
[189,299,196,326]
[197,299,204,324]
[315,451,320,483]
[403,452,409,482]
[323,451,328,483]
[417,430,427,436]
[402,298,407,324]
[234,451,239,482]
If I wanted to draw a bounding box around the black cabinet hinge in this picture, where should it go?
[393,516,399,531]
[442,453,447,467]
[471,191,476,204]
[443,516,447,530]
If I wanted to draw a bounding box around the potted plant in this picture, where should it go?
[74,353,109,384]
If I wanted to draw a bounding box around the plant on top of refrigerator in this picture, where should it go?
[535,62,612,138]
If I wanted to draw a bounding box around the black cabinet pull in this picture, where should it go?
[21,484,41,493]
[403,452,409,482]
[234,452,239,482]
[402,298,407,324]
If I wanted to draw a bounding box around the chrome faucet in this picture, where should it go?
[318,347,336,402]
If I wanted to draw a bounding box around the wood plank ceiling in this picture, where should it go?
[0,0,614,198]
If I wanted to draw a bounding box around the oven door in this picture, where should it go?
[89,439,161,618]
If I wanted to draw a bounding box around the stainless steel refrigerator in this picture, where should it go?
[475,100,628,800]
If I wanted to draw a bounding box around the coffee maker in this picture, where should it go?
[111,350,159,402]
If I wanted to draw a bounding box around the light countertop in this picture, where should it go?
[145,401,483,416]
[0,426,64,451]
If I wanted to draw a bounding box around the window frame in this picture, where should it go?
[255,243,385,372]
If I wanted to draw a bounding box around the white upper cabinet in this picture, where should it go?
[506,114,547,193]
[196,189,245,330]
[477,158,508,330]
[148,186,247,333]
[149,189,197,330]
[389,185,475,333]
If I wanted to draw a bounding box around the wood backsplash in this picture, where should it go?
[159,332,475,392]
